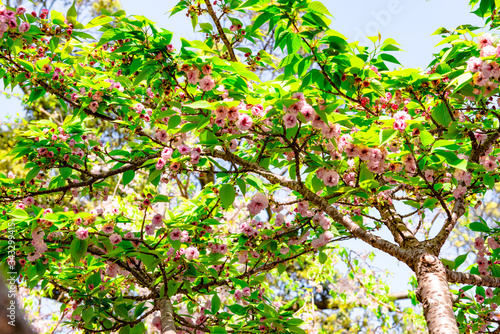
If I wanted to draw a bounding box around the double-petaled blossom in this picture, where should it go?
[452,185,467,199]
[185,246,200,260]
[186,68,200,84]
[236,113,252,131]
[199,75,215,91]
[109,233,122,245]
[76,227,89,240]
[393,110,411,132]
[317,169,339,187]
[251,104,264,117]
[18,21,29,33]
[283,113,297,128]
[489,237,500,249]
[156,157,166,170]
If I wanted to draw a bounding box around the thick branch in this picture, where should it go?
[446,268,500,287]
[430,198,464,251]
[377,202,419,248]
[155,296,176,334]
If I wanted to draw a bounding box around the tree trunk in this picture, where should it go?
[155,296,176,334]
[0,273,35,334]
[415,253,458,334]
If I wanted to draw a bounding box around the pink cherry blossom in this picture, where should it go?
[178,145,191,155]
[152,214,164,228]
[488,237,500,249]
[242,287,251,296]
[452,185,467,199]
[247,193,268,216]
[109,233,122,245]
[161,147,173,160]
[185,246,200,260]
[76,227,89,240]
[481,45,497,57]
[322,170,339,187]
[283,113,297,128]
[475,237,485,251]
[170,228,181,240]
[186,68,200,84]
[199,75,215,91]
[18,21,29,33]
[479,33,494,49]
[236,113,252,131]
[16,6,26,15]
[156,157,166,170]
[251,104,265,117]
[152,316,162,331]
[234,289,243,300]
[482,158,498,171]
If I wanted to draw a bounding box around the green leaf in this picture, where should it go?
[359,164,373,182]
[419,130,435,146]
[448,71,473,91]
[49,37,59,52]
[251,12,273,32]
[26,167,40,183]
[319,251,327,264]
[70,238,88,265]
[148,169,163,183]
[85,15,113,28]
[379,129,396,145]
[236,178,246,196]
[431,102,452,127]
[370,79,385,96]
[308,1,333,17]
[211,293,221,314]
[66,1,77,22]
[231,62,261,82]
[10,208,28,219]
[380,53,401,65]
[209,326,228,334]
[168,115,182,129]
[28,87,46,102]
[167,280,181,297]
[220,184,235,210]
[484,174,495,189]
[123,170,135,186]
[469,222,490,233]
[59,167,72,179]
[440,258,455,270]
[454,252,469,270]
[133,67,155,85]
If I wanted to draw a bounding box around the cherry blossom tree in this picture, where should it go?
[2,0,500,333]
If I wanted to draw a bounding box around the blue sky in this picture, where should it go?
[0,0,486,302]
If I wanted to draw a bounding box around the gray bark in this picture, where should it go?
[415,254,458,334]
[155,296,176,334]
[0,273,35,334]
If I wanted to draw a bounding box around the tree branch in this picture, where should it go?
[203,0,237,62]
[446,268,500,288]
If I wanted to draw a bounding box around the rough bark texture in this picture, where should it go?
[156,297,176,334]
[446,268,500,287]
[416,254,459,334]
[0,273,35,334]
